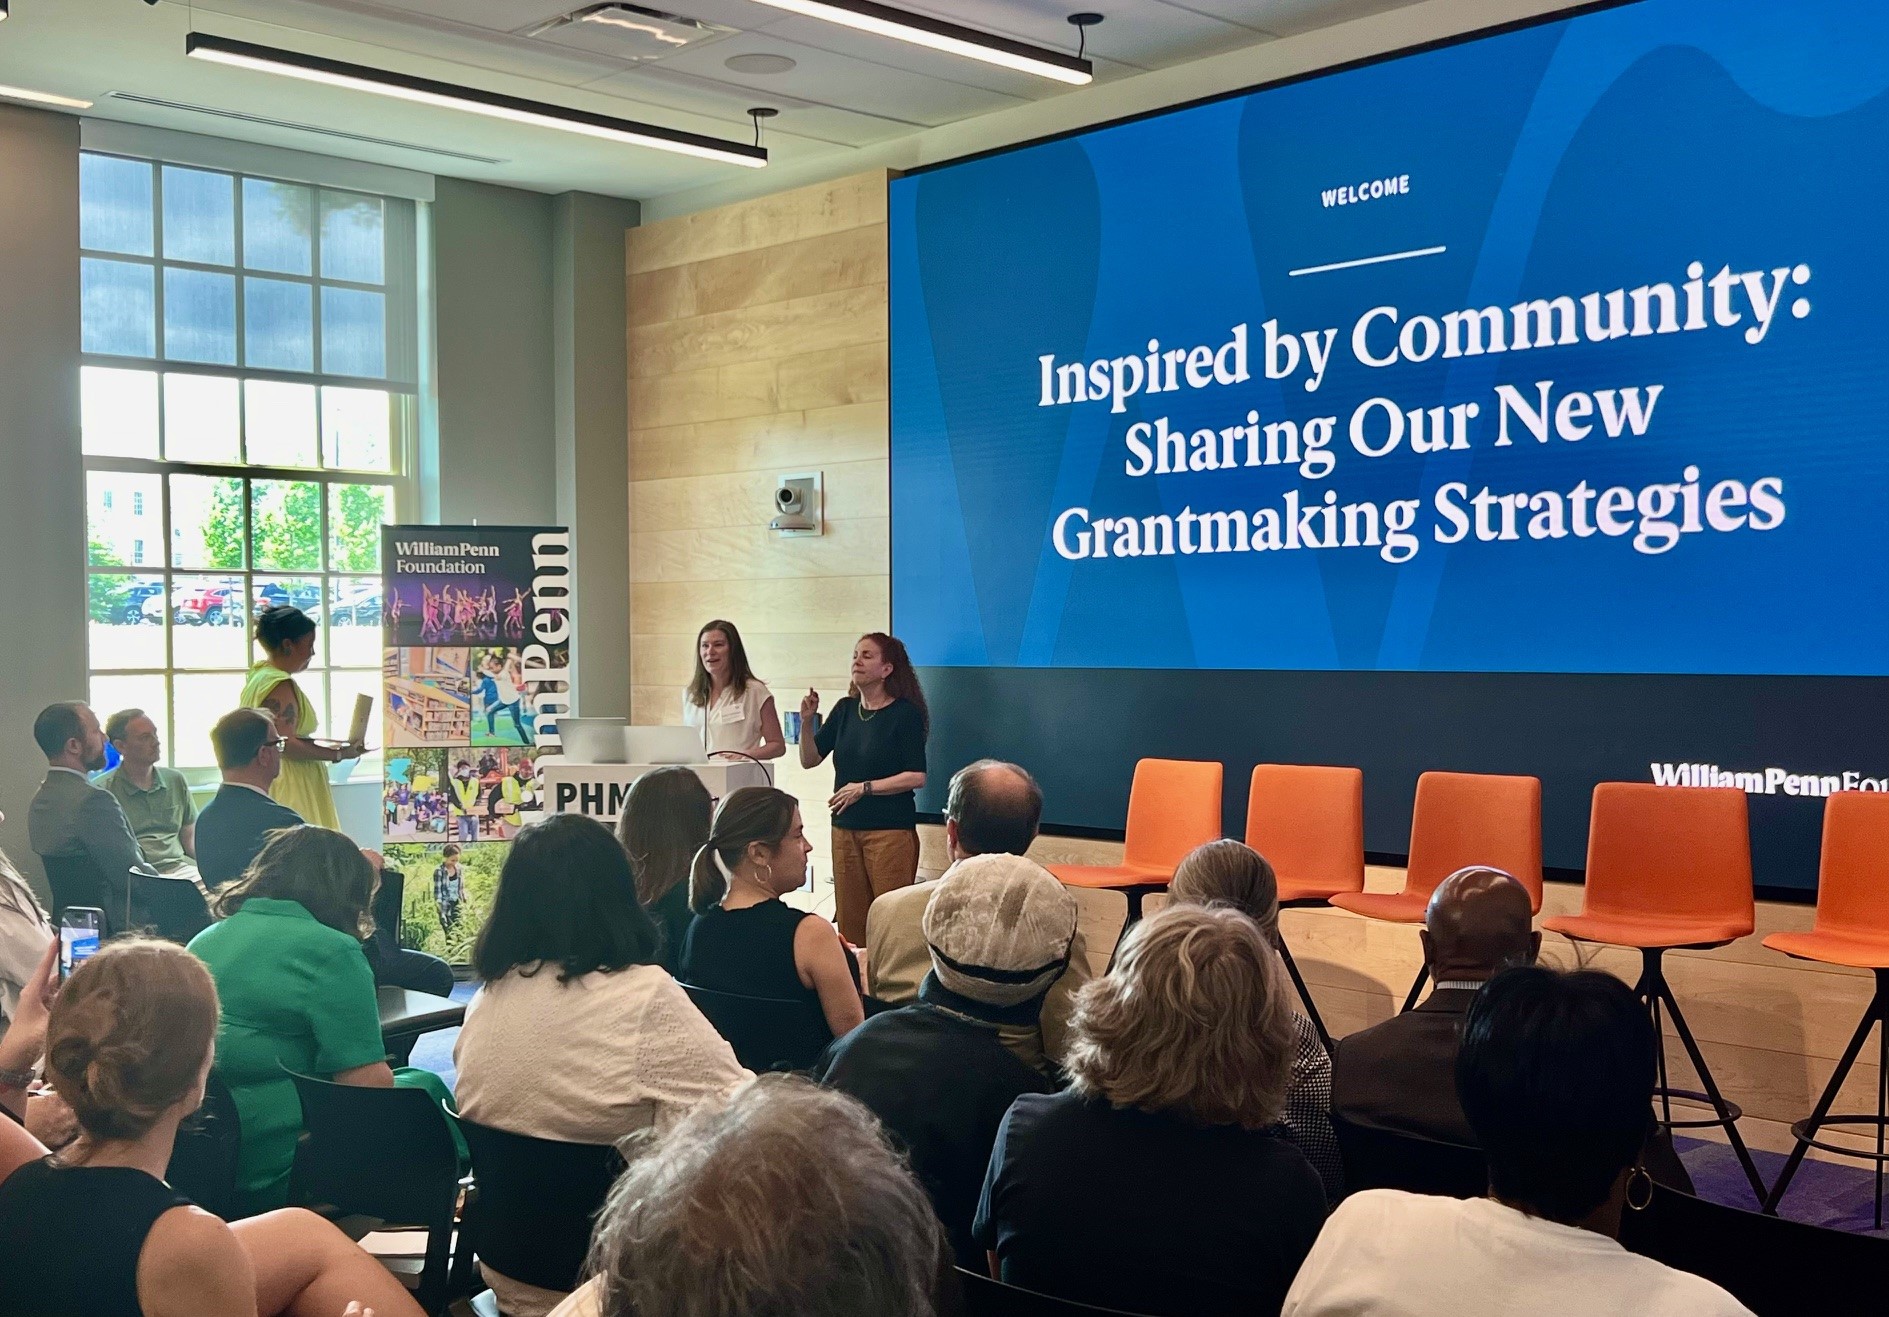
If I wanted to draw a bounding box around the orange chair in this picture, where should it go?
[1760,792,1889,1225]
[1543,783,1763,1201]
[1330,771,1543,1011]
[1049,758,1222,926]
[1245,764,1366,1050]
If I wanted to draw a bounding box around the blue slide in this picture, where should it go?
[891,0,1889,678]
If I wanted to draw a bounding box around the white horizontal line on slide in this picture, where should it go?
[1288,245,1448,277]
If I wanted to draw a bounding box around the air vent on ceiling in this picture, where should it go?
[528,4,736,61]
[106,91,508,164]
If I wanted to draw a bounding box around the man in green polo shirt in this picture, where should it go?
[97,708,197,875]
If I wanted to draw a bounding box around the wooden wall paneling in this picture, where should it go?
[630,284,888,379]
[631,401,887,482]
[626,173,888,274]
[632,518,889,584]
[630,459,887,532]
[630,224,888,324]
[632,577,887,638]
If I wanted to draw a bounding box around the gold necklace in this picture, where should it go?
[856,693,889,721]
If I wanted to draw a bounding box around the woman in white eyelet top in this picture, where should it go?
[680,619,786,759]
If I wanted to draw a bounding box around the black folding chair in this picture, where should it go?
[680,982,834,1073]
[41,852,211,943]
[459,1119,624,1296]
[956,1268,1153,1317]
[1621,1178,1889,1317]
[1331,1112,1487,1199]
[165,1069,243,1220]
[285,1069,463,1314]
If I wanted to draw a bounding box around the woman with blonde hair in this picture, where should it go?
[0,938,423,1317]
[188,826,448,1213]
[974,904,1326,1316]
[1170,838,1343,1201]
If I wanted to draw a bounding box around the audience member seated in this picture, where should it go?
[1282,966,1754,1317]
[816,853,1071,1265]
[865,759,1090,1069]
[615,766,711,973]
[0,839,52,1042]
[680,787,864,1041]
[1330,866,1537,1146]
[187,827,448,1214]
[455,812,748,1317]
[0,935,55,1125]
[27,702,177,930]
[193,708,303,892]
[197,709,452,997]
[975,904,1326,1317]
[548,1074,949,1317]
[0,938,424,1317]
[96,709,197,876]
[1170,839,1344,1200]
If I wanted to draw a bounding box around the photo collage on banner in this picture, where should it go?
[381,526,570,964]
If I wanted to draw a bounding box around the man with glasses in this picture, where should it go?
[196,707,456,998]
[194,708,301,891]
[97,708,197,876]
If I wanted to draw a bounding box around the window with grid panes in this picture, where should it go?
[80,153,418,776]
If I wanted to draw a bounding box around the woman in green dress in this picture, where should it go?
[188,826,459,1214]
[243,606,363,830]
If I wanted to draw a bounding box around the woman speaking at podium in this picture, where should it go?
[798,632,929,945]
[682,619,785,761]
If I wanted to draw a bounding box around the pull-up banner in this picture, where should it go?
[380,525,570,963]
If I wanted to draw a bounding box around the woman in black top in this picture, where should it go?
[975,904,1326,1317]
[680,786,864,1043]
[0,938,424,1317]
[617,765,712,972]
[797,632,929,945]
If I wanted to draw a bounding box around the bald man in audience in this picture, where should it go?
[865,760,1090,1071]
[1330,866,1538,1145]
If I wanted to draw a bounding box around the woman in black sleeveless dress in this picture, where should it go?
[681,787,865,1045]
[0,938,423,1317]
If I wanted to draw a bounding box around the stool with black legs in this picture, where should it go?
[1761,791,1889,1226]
[1331,771,1542,1014]
[1244,764,1366,1052]
[1542,782,1766,1204]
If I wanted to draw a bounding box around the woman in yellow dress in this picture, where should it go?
[242,606,364,829]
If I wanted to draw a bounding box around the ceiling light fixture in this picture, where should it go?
[0,83,94,109]
[744,0,1092,85]
[185,32,767,167]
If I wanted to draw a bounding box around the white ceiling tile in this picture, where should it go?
[632,28,1030,127]
[1238,0,1427,38]
[891,0,1257,70]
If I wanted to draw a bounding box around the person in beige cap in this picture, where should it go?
[814,852,1075,1267]
[864,759,1092,1069]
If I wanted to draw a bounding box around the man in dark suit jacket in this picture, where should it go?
[194,708,303,890]
[1330,867,1538,1145]
[28,702,209,941]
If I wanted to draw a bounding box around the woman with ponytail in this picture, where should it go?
[679,787,865,1042]
[0,939,423,1317]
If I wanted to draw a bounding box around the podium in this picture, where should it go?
[539,759,771,824]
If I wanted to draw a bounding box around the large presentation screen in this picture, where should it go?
[890,0,1889,888]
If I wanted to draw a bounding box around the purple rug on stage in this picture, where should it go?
[1679,1136,1888,1235]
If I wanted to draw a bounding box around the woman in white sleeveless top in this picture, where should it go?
[681,620,785,760]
